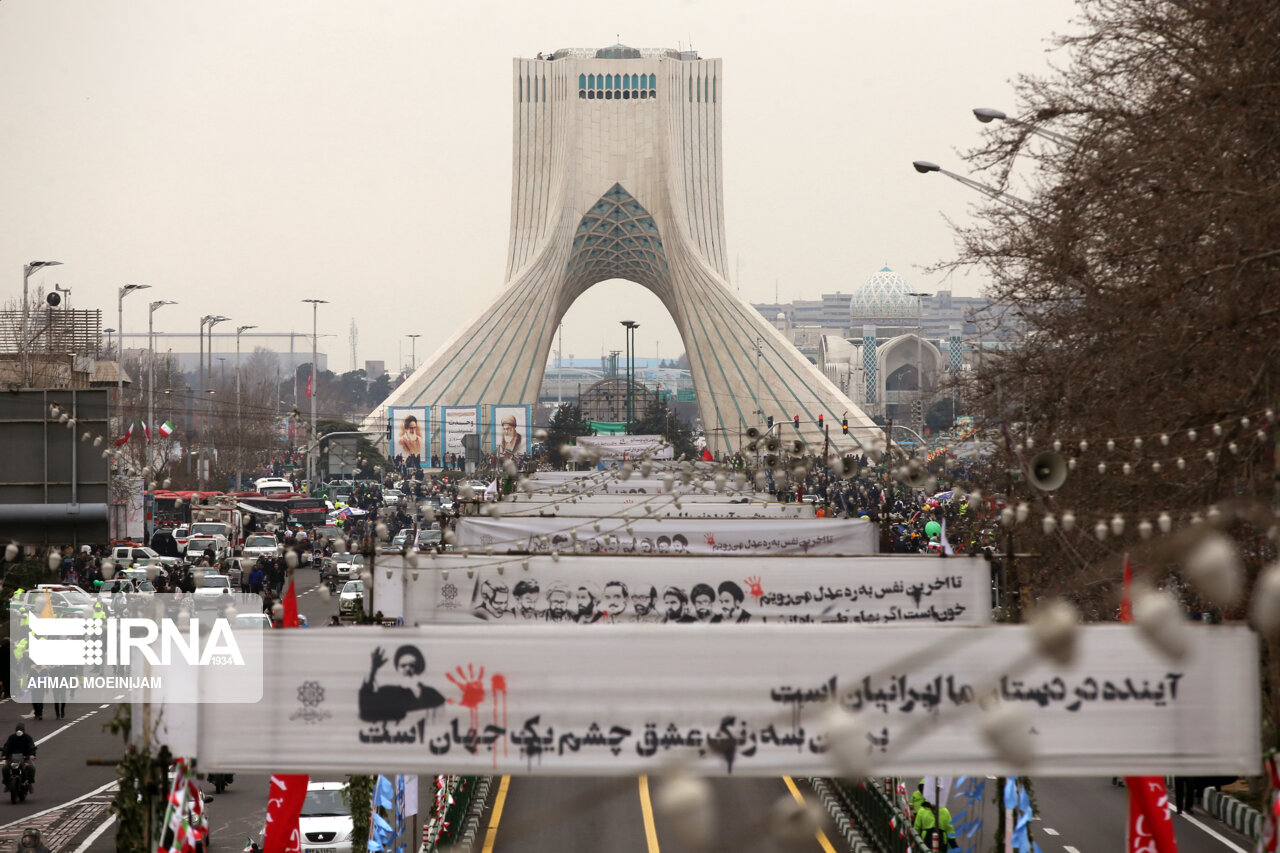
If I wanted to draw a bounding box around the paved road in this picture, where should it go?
[0,695,119,851]
[488,775,842,853]
[1034,777,1253,853]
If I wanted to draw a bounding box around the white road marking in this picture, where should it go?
[35,706,103,745]
[1064,846,1081,853]
[1042,828,1059,836]
[0,779,117,830]
[1181,812,1250,853]
[70,814,117,853]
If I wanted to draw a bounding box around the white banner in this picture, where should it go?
[500,497,813,519]
[381,554,988,626]
[198,624,1259,777]
[576,434,673,459]
[441,406,478,459]
[455,516,877,555]
[524,476,753,496]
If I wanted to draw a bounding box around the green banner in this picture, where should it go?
[589,421,628,435]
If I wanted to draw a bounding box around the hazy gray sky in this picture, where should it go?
[1,0,1078,374]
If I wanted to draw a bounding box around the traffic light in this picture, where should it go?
[767,415,774,429]
[793,415,800,430]
[911,400,923,421]
[841,417,849,434]
[818,414,824,430]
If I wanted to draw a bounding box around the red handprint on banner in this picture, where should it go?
[745,576,764,600]
[704,533,716,546]
[447,664,487,734]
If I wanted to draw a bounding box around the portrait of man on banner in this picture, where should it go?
[392,408,428,465]
[358,645,446,744]
[494,406,528,456]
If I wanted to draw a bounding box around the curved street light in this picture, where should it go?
[912,160,1034,212]
[147,299,177,470]
[973,107,1079,148]
[117,284,151,399]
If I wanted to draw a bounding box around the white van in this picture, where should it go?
[254,477,294,496]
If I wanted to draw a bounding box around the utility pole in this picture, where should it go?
[236,324,258,491]
[22,261,62,387]
[148,300,177,474]
[303,299,328,493]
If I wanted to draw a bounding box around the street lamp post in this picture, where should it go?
[973,107,1079,148]
[620,321,638,433]
[406,334,421,373]
[148,300,177,471]
[302,299,328,493]
[21,261,61,386]
[912,160,1033,211]
[198,315,229,489]
[117,284,151,401]
[103,328,116,361]
[235,324,258,491]
[907,291,932,444]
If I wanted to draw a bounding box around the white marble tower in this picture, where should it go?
[369,45,880,456]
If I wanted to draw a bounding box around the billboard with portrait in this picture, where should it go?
[441,406,479,460]
[389,407,429,465]
[492,405,531,456]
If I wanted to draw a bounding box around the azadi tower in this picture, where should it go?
[369,45,880,456]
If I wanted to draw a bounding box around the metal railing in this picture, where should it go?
[831,778,932,853]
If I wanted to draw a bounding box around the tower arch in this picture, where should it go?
[367,47,880,456]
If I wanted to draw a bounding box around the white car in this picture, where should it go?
[338,580,364,619]
[186,535,230,562]
[241,533,279,561]
[194,573,232,604]
[330,553,364,580]
[382,489,405,506]
[298,781,353,851]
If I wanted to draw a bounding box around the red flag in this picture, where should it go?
[263,581,307,852]
[113,422,133,447]
[263,773,308,853]
[1121,553,1134,622]
[306,368,313,398]
[701,447,713,461]
[282,578,300,628]
[1118,553,1175,849]
[1126,776,1178,853]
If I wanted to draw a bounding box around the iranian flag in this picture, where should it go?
[142,420,150,444]
[158,420,175,439]
[113,422,133,447]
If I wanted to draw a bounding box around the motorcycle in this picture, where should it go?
[4,754,32,803]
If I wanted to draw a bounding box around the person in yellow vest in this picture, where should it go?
[938,804,958,849]
[910,781,926,813]
[913,799,937,834]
